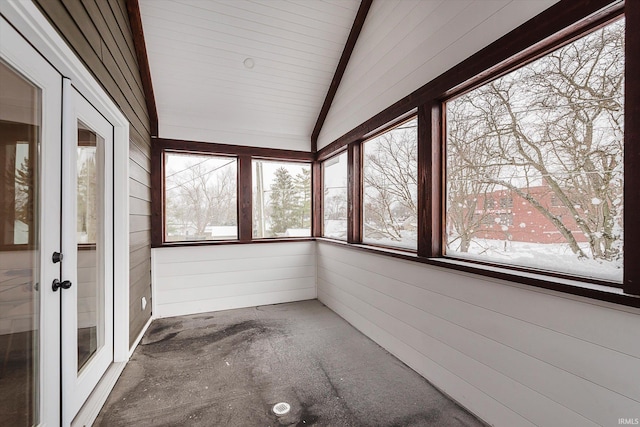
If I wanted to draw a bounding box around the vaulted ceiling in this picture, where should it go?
[138,0,360,151]
[138,0,561,152]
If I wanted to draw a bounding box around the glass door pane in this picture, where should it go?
[76,123,104,372]
[0,61,40,426]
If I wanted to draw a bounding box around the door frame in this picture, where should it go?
[1,0,131,424]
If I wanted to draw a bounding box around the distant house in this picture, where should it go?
[470,184,588,244]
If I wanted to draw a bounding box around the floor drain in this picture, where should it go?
[273,402,291,416]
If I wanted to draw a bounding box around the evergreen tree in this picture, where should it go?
[269,167,296,234]
[13,157,35,226]
[77,151,97,242]
[293,168,311,228]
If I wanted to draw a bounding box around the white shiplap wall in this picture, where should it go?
[317,0,560,149]
[152,242,316,318]
[317,242,640,427]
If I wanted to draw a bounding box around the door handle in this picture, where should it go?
[52,279,72,292]
[52,251,63,263]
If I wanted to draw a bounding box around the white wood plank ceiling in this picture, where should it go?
[139,1,565,151]
[138,0,360,151]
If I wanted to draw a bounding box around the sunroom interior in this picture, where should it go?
[1,0,639,426]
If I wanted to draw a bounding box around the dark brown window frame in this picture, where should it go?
[359,115,419,252]
[439,12,627,289]
[250,157,313,240]
[151,138,314,248]
[316,0,640,306]
[320,149,348,241]
[163,150,239,243]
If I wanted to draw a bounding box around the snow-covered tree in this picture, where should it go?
[447,19,624,262]
[363,121,417,243]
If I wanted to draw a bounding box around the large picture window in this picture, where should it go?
[363,118,417,250]
[253,160,311,238]
[164,152,237,242]
[445,18,625,282]
[322,151,348,240]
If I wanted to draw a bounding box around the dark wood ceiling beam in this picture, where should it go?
[126,0,158,138]
[311,0,372,153]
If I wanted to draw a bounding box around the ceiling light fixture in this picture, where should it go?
[243,58,255,69]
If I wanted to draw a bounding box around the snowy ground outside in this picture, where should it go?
[324,219,347,240]
[363,229,417,250]
[324,221,621,283]
[447,238,622,283]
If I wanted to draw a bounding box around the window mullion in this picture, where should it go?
[417,103,442,258]
[238,155,252,242]
[347,142,363,244]
[312,161,323,237]
[624,0,640,296]
[150,140,163,247]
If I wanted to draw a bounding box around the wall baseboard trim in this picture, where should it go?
[129,315,153,359]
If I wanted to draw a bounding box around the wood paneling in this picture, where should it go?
[150,136,163,248]
[347,143,362,243]
[129,244,150,270]
[152,242,316,318]
[33,0,153,345]
[35,1,149,136]
[156,138,314,161]
[317,0,560,151]
[138,0,360,150]
[129,139,151,172]
[129,157,150,185]
[312,162,323,237]
[129,180,151,202]
[238,155,252,242]
[311,0,372,152]
[129,215,150,233]
[317,0,624,158]
[625,0,640,295]
[125,0,158,137]
[417,103,441,258]
[129,198,150,217]
[317,242,640,426]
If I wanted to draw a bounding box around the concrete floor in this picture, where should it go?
[95,300,485,426]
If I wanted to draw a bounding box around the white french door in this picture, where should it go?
[1,15,114,427]
[60,87,114,426]
[1,13,62,427]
